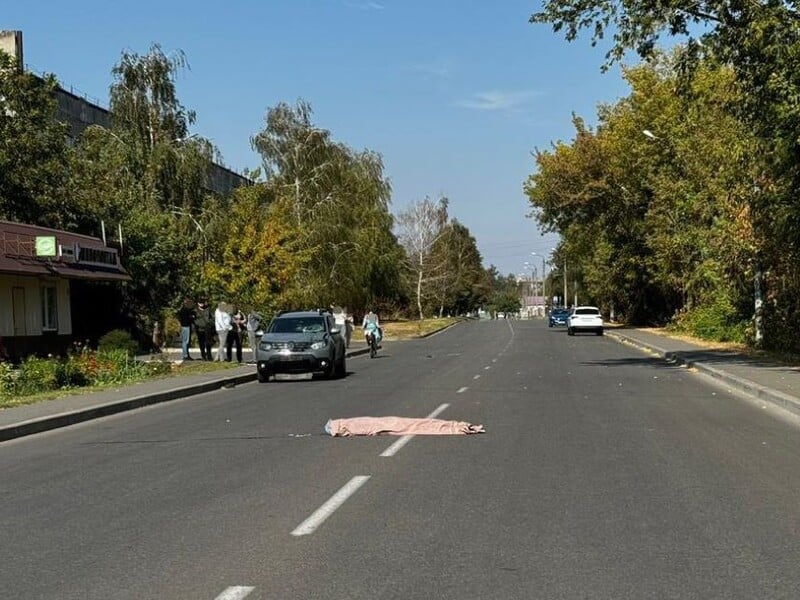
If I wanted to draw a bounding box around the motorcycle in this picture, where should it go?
[364,321,382,358]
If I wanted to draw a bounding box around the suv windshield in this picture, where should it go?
[269,317,326,333]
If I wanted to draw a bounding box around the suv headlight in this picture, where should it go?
[259,342,273,351]
[311,341,327,350]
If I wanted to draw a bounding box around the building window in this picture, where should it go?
[41,285,58,332]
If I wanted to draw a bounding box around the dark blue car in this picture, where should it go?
[548,308,570,327]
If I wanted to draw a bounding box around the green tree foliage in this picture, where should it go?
[482,268,523,316]
[108,43,214,212]
[428,220,487,316]
[526,56,756,332]
[0,52,74,227]
[251,99,404,311]
[69,44,217,332]
[202,183,303,315]
[531,0,800,349]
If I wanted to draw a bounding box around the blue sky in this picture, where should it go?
[9,1,631,278]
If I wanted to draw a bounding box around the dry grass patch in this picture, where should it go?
[640,327,747,352]
[382,317,461,340]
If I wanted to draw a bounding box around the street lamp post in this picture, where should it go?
[523,262,537,317]
[531,252,546,315]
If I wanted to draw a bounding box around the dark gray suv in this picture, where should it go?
[256,310,346,382]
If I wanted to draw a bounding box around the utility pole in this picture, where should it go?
[563,258,567,308]
[754,255,764,346]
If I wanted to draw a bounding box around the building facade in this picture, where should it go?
[0,221,130,360]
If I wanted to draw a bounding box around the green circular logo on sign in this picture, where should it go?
[35,236,56,257]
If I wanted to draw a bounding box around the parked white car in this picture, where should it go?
[567,306,604,336]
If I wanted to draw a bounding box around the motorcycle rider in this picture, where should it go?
[362,309,382,347]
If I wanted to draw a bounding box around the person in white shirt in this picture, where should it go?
[214,302,232,362]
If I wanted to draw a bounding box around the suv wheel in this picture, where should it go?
[324,358,336,379]
[335,353,346,379]
[257,369,271,383]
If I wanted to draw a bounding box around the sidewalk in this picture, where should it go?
[606,328,800,416]
[0,345,369,443]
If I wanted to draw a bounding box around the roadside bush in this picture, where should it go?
[98,329,139,357]
[86,349,148,386]
[56,354,89,388]
[0,362,16,398]
[1,346,176,402]
[671,294,748,343]
[15,356,59,396]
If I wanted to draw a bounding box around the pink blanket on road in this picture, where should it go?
[325,416,485,437]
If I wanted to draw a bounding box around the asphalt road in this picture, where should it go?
[4,320,800,599]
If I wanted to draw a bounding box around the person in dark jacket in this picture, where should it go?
[226,305,246,364]
[194,300,215,361]
[177,298,196,361]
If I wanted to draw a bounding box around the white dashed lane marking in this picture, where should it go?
[473,375,481,380]
[457,387,468,394]
[215,587,254,600]
[380,403,450,458]
[291,476,371,536]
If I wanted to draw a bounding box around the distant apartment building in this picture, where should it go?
[1,29,251,195]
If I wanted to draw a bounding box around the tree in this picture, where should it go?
[525,56,758,332]
[0,51,74,227]
[108,43,214,212]
[396,196,450,320]
[69,44,217,335]
[429,220,485,316]
[202,183,303,315]
[251,99,404,311]
[530,0,800,346]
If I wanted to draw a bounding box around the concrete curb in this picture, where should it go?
[1,347,374,443]
[606,331,800,417]
[418,319,466,338]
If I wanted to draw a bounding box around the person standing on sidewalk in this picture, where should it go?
[194,300,215,361]
[214,301,232,361]
[344,308,354,348]
[226,305,246,364]
[177,298,196,361]
[246,309,264,364]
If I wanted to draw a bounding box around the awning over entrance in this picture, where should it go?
[0,220,130,282]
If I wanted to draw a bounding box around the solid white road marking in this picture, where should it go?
[457,386,468,394]
[380,403,450,457]
[215,587,254,600]
[291,476,371,536]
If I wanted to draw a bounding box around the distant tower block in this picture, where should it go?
[0,30,23,69]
